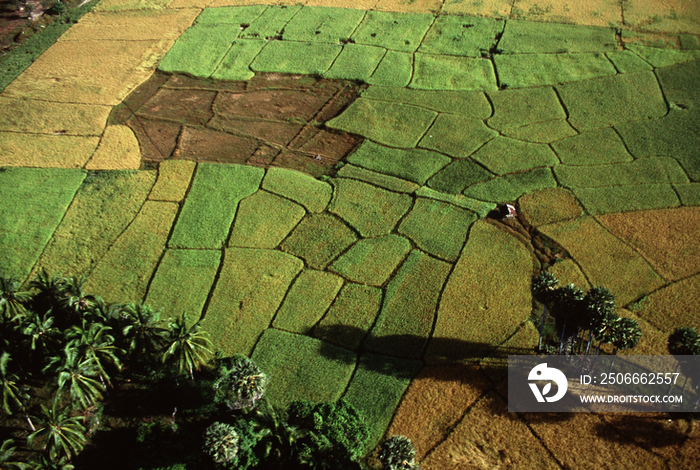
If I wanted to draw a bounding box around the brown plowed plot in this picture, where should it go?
[110,71,365,177]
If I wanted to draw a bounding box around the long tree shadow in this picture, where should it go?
[313,324,573,424]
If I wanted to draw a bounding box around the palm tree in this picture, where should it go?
[162,314,213,380]
[29,454,75,470]
[592,310,620,356]
[203,421,240,465]
[22,311,61,359]
[531,272,559,353]
[58,276,104,324]
[1,439,32,470]
[29,270,69,317]
[667,327,700,397]
[582,286,615,355]
[1,351,30,416]
[607,317,642,374]
[214,355,268,410]
[45,345,105,410]
[28,403,86,462]
[120,303,171,360]
[552,284,584,355]
[1,277,31,321]
[378,435,419,470]
[66,322,122,388]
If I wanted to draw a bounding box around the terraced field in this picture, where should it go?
[1,0,699,468]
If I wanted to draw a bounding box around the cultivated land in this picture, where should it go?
[1,0,700,468]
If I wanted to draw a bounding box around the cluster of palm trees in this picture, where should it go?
[0,270,213,468]
[531,272,642,357]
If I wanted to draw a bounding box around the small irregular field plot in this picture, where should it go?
[1,3,699,470]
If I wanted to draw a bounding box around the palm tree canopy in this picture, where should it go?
[28,403,86,462]
[0,277,31,321]
[531,272,559,304]
[668,327,700,356]
[162,314,214,379]
[1,351,30,415]
[610,317,642,352]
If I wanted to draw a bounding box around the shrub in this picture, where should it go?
[379,435,419,470]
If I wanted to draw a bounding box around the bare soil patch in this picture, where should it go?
[110,71,366,177]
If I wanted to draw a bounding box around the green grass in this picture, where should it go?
[0,168,85,282]
[211,39,267,81]
[251,328,357,408]
[229,190,306,249]
[280,214,358,270]
[323,44,386,81]
[239,5,301,40]
[493,53,616,88]
[427,159,495,194]
[251,41,342,75]
[273,270,344,334]
[145,249,221,326]
[282,6,365,43]
[418,14,502,57]
[327,98,438,148]
[314,283,382,351]
[414,187,497,218]
[498,20,616,54]
[361,85,492,117]
[398,198,477,262]
[169,163,263,249]
[202,248,303,356]
[551,128,633,165]
[554,157,688,188]
[365,250,451,358]
[626,44,700,68]
[347,141,450,185]
[573,185,681,215]
[470,136,560,175]
[158,24,241,78]
[411,54,497,91]
[675,183,700,206]
[426,221,533,363]
[365,51,412,87]
[85,201,178,304]
[330,235,412,286]
[335,165,420,193]
[28,170,156,285]
[557,71,667,132]
[463,167,557,202]
[351,11,434,53]
[419,113,498,158]
[328,178,412,238]
[605,51,653,73]
[487,86,566,132]
[343,353,422,453]
[0,1,96,92]
[262,167,332,213]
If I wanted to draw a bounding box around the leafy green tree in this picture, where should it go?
[286,399,369,468]
[1,351,30,416]
[214,355,267,410]
[607,317,642,374]
[162,315,213,380]
[204,422,240,465]
[46,345,105,409]
[667,327,700,398]
[28,403,86,462]
[378,436,419,470]
[1,276,31,321]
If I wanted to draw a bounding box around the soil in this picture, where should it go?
[111,71,367,178]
